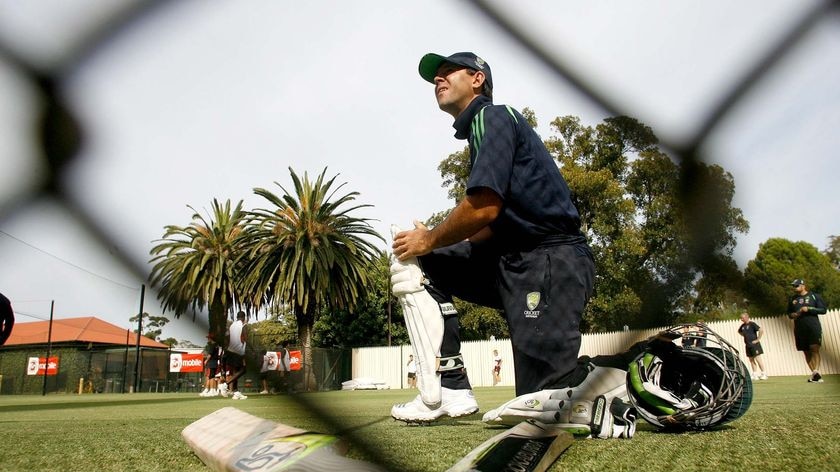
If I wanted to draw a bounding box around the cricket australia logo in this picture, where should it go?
[524,292,541,318]
[474,56,486,70]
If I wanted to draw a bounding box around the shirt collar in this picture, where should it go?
[452,95,492,140]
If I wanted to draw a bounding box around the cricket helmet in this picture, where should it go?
[626,323,752,430]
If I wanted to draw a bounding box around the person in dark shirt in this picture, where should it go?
[390,51,595,423]
[737,312,768,380]
[787,279,828,383]
[0,292,14,346]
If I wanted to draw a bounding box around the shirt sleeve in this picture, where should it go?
[466,105,518,200]
[812,293,828,315]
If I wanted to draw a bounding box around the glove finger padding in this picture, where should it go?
[390,260,425,295]
[590,396,637,439]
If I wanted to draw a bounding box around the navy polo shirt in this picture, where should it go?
[452,96,581,246]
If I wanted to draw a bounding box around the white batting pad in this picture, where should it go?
[390,225,443,406]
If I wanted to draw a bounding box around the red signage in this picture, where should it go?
[261,350,302,372]
[288,350,301,371]
[169,353,204,373]
[26,357,59,376]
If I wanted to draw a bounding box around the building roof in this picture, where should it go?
[3,316,169,349]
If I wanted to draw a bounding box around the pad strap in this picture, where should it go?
[438,354,464,372]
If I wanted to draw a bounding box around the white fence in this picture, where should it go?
[351,310,840,389]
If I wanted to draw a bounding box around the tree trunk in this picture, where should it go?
[295,304,317,392]
[209,298,227,347]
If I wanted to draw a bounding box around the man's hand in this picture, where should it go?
[392,221,433,261]
[800,306,809,313]
[392,188,502,261]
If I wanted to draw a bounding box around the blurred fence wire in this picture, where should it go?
[1,1,838,470]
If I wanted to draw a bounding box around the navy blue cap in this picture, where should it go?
[418,52,493,91]
[791,278,805,287]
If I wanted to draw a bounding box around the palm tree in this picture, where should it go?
[238,167,383,390]
[149,199,246,343]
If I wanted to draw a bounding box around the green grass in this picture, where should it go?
[0,376,838,471]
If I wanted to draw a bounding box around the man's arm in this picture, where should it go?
[393,187,501,260]
[811,293,828,315]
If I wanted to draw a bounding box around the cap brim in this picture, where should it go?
[419,53,447,83]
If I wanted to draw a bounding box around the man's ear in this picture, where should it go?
[472,70,486,91]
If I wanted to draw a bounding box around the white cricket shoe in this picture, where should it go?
[207,388,218,397]
[199,388,209,397]
[232,391,248,400]
[391,387,478,423]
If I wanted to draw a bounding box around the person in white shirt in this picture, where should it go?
[406,354,417,388]
[492,349,502,386]
[219,311,248,400]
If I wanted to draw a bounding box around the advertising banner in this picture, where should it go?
[260,350,302,372]
[26,356,59,376]
[288,350,301,371]
[169,352,204,373]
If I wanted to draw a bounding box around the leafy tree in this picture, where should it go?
[550,116,750,330]
[743,238,840,315]
[247,306,297,353]
[149,199,246,344]
[457,300,509,341]
[313,253,409,347]
[128,312,170,341]
[175,339,203,349]
[237,168,383,390]
[159,337,178,347]
[824,235,840,270]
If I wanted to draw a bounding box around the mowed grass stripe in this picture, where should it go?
[0,375,837,471]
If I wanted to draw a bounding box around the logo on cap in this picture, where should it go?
[474,56,486,70]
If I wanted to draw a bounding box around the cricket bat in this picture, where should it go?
[182,407,385,472]
[446,420,574,472]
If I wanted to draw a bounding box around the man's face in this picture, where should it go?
[433,63,482,117]
[740,313,748,323]
[794,284,805,295]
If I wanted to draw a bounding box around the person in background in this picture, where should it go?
[492,349,502,386]
[259,349,273,394]
[788,279,828,383]
[200,333,222,397]
[737,312,768,380]
[0,292,14,346]
[406,354,417,388]
[220,311,248,399]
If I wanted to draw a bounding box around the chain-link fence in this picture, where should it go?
[1,1,837,469]
[0,345,180,394]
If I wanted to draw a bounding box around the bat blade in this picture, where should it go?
[447,420,574,472]
[181,407,384,471]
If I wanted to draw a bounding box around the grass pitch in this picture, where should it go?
[0,375,837,471]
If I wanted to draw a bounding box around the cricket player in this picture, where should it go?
[390,51,595,423]
[788,278,828,382]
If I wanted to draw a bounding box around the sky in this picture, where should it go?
[1,1,838,345]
